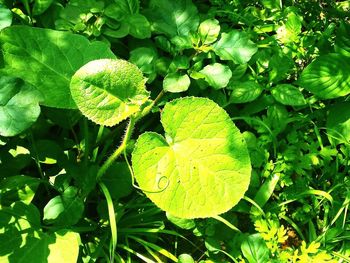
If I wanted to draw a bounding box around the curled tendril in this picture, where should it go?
[123,149,170,193]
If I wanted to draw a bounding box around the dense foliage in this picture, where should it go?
[0,0,349,262]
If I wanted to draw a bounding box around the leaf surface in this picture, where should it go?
[213,31,257,64]
[0,26,115,108]
[298,54,350,99]
[144,0,199,38]
[163,73,190,93]
[327,102,350,145]
[132,97,251,218]
[198,63,232,89]
[0,4,12,30]
[271,84,306,106]
[0,76,42,137]
[70,59,149,126]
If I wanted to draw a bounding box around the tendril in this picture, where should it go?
[123,149,169,193]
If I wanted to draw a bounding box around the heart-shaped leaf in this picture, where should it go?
[132,97,251,218]
[70,59,150,126]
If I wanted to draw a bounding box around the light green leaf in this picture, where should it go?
[241,234,269,263]
[132,97,251,218]
[163,73,190,93]
[47,231,80,263]
[0,25,115,108]
[276,12,302,43]
[198,19,220,45]
[145,0,199,38]
[178,254,195,263]
[198,63,232,89]
[70,59,149,126]
[213,31,258,64]
[0,76,42,137]
[229,81,262,103]
[127,14,151,39]
[33,0,54,15]
[271,84,306,106]
[298,54,350,99]
[0,175,40,205]
[43,186,84,226]
[327,102,350,145]
[0,4,12,30]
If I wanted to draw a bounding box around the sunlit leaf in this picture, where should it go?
[70,59,149,126]
[271,84,306,106]
[163,73,190,93]
[132,97,251,218]
[198,63,232,89]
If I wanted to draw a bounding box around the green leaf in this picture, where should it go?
[101,162,133,200]
[132,97,251,218]
[163,73,190,93]
[229,81,263,104]
[109,0,139,15]
[0,202,80,263]
[70,59,149,126]
[166,213,196,230]
[127,14,151,39]
[198,19,220,45]
[198,63,232,89]
[271,84,306,106]
[33,0,54,15]
[145,0,199,38]
[0,175,40,205]
[0,25,115,109]
[241,234,269,263]
[47,231,80,263]
[213,31,258,64]
[0,4,12,30]
[298,54,350,99]
[335,22,350,57]
[0,76,42,137]
[326,102,350,145]
[43,186,84,226]
[178,254,195,263]
[276,12,302,43]
[130,47,158,75]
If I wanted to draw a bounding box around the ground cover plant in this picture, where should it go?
[0,0,349,262]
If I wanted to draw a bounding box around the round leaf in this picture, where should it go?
[132,97,251,219]
[0,4,12,30]
[163,73,190,93]
[299,54,350,99]
[198,63,232,89]
[198,19,220,45]
[70,59,149,126]
[127,14,151,39]
[271,84,306,106]
[0,76,42,137]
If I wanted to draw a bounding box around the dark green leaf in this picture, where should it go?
[327,102,350,145]
[241,234,269,263]
[127,14,151,39]
[229,81,262,103]
[33,0,54,15]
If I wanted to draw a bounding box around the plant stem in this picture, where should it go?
[96,117,136,181]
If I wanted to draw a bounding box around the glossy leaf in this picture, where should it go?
[335,22,350,57]
[298,54,350,99]
[145,0,199,38]
[198,19,220,45]
[33,0,54,15]
[229,81,263,104]
[271,84,306,106]
[43,186,84,226]
[327,102,350,145]
[47,231,80,263]
[132,97,251,218]
[0,26,115,108]
[70,59,149,126]
[0,4,12,30]
[163,73,191,93]
[213,31,258,64]
[0,76,42,137]
[198,63,232,89]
